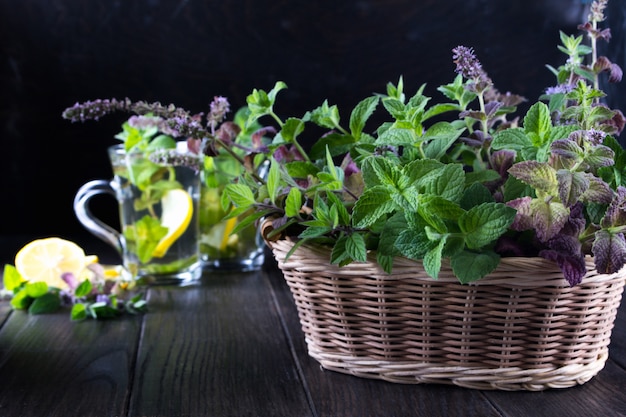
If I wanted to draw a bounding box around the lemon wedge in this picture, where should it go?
[152,188,194,258]
[15,237,87,289]
[220,217,238,251]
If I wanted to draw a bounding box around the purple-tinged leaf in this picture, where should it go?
[557,169,589,207]
[491,149,516,178]
[540,247,586,286]
[601,186,626,228]
[581,174,613,204]
[530,198,569,242]
[592,230,626,274]
[508,161,557,194]
[586,144,615,169]
[550,138,583,161]
[506,197,533,231]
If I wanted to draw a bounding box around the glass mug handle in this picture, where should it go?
[73,179,123,254]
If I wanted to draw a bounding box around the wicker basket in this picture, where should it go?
[268,238,626,391]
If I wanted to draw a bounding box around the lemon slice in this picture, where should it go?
[14,237,87,289]
[220,217,238,251]
[152,188,194,258]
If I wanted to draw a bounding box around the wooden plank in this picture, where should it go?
[265,264,502,417]
[0,309,141,417]
[129,270,313,417]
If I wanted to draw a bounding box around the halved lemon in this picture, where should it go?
[14,237,87,289]
[152,188,194,258]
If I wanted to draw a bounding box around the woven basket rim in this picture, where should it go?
[268,238,626,287]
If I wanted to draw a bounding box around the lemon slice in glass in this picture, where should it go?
[152,188,194,258]
[14,237,87,289]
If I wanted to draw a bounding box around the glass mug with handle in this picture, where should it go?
[74,142,202,285]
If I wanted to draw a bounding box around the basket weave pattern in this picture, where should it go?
[269,239,626,390]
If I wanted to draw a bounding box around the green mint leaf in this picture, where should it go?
[3,264,24,292]
[375,127,416,147]
[460,182,495,210]
[74,279,93,298]
[309,133,355,160]
[376,253,394,274]
[423,237,446,279]
[285,161,320,178]
[131,215,168,264]
[326,191,351,225]
[423,103,461,121]
[330,235,351,265]
[417,195,463,233]
[421,164,465,202]
[382,97,406,119]
[377,212,407,257]
[28,293,61,315]
[10,289,32,310]
[464,169,502,186]
[491,127,532,151]
[352,186,395,228]
[310,100,341,130]
[146,134,176,150]
[268,81,288,102]
[71,303,88,321]
[90,304,120,319]
[349,96,379,140]
[423,122,465,160]
[284,187,303,217]
[266,159,281,205]
[224,183,256,208]
[25,281,49,298]
[345,233,367,262]
[404,159,444,184]
[361,156,400,187]
[395,228,434,260]
[298,226,332,239]
[451,250,500,284]
[523,102,552,147]
[279,117,305,144]
[459,202,517,249]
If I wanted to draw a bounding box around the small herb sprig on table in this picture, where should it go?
[2,263,147,321]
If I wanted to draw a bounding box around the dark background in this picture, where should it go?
[1,0,625,264]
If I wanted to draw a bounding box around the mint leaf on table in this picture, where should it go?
[28,293,61,315]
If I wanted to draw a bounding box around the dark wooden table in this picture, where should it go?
[0,248,625,417]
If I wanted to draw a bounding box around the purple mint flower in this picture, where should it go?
[544,84,574,95]
[452,46,492,92]
[96,294,111,306]
[207,96,231,131]
[61,98,132,122]
[61,272,79,290]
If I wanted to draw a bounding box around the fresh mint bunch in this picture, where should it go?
[221,0,625,285]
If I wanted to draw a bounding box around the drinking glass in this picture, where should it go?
[74,143,202,285]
